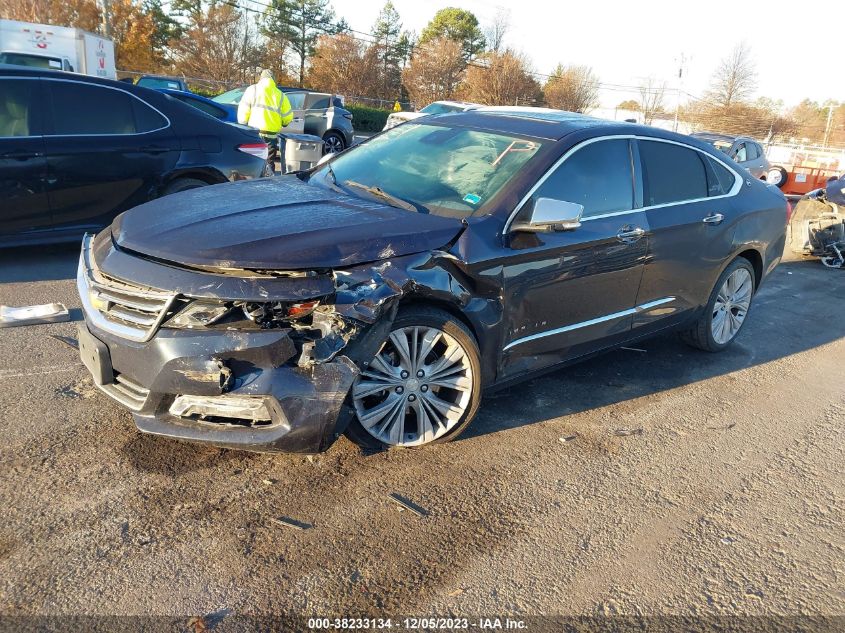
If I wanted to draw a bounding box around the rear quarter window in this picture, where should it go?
[132,98,168,131]
[703,156,737,197]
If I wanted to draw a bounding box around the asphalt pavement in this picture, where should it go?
[0,244,842,630]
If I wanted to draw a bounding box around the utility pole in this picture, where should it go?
[100,0,112,38]
[673,53,687,133]
[822,104,835,148]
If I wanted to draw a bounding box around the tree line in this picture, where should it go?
[3,0,843,146]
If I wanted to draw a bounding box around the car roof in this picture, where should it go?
[137,75,184,81]
[430,100,480,108]
[692,131,756,143]
[0,65,152,94]
[426,106,725,149]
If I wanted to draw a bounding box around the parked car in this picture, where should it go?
[382,100,481,131]
[212,87,354,153]
[159,88,237,122]
[76,107,788,454]
[135,75,188,91]
[0,66,269,246]
[690,132,770,180]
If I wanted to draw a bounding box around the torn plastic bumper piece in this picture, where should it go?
[80,319,360,453]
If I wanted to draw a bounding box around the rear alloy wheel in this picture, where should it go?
[711,267,753,345]
[348,307,481,449]
[323,131,345,155]
[680,258,756,352]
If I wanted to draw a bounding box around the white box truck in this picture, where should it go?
[0,19,116,79]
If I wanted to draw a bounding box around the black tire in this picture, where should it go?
[767,165,788,188]
[162,177,208,196]
[322,131,346,155]
[680,257,756,352]
[344,305,482,450]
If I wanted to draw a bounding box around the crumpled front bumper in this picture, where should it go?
[75,234,360,454]
[78,319,359,453]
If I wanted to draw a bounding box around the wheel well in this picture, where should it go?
[399,297,480,344]
[736,249,763,289]
[163,170,224,189]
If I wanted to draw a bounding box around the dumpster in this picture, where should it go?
[280,133,324,174]
[780,166,840,196]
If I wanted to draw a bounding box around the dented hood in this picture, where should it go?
[112,177,464,270]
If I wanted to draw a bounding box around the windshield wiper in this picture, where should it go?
[342,180,419,213]
[318,161,344,193]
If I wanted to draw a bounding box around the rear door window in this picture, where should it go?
[49,82,135,134]
[47,81,165,135]
[308,97,330,110]
[531,139,634,218]
[639,140,708,206]
[0,79,41,137]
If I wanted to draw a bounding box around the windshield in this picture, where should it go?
[420,103,464,115]
[312,122,544,218]
[137,77,183,90]
[212,87,245,104]
[0,52,63,70]
[710,140,733,154]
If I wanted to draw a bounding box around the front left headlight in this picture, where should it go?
[166,301,231,329]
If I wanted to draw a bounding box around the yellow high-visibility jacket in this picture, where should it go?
[237,77,293,133]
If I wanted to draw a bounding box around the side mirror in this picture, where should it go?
[510,198,584,233]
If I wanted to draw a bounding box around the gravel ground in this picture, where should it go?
[0,244,842,631]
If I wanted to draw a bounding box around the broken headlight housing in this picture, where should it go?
[164,299,321,330]
[166,301,231,328]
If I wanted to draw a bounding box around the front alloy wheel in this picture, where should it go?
[348,308,481,448]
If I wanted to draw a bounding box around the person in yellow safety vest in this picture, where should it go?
[238,69,294,132]
[237,69,293,144]
[393,101,401,112]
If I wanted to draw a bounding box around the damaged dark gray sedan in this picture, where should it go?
[77,108,788,453]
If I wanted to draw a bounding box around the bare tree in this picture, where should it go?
[460,49,540,106]
[1,0,101,32]
[401,37,466,107]
[170,3,261,87]
[706,42,757,108]
[638,76,666,124]
[308,33,379,97]
[543,64,600,113]
[483,8,510,53]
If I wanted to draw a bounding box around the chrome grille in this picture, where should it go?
[100,372,150,411]
[78,234,177,342]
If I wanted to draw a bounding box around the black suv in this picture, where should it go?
[0,66,268,246]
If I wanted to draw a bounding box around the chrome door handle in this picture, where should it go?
[617,226,645,243]
[703,213,725,225]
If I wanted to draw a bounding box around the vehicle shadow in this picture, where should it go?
[463,258,845,440]
[0,243,80,285]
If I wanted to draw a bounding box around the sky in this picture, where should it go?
[326,0,844,109]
